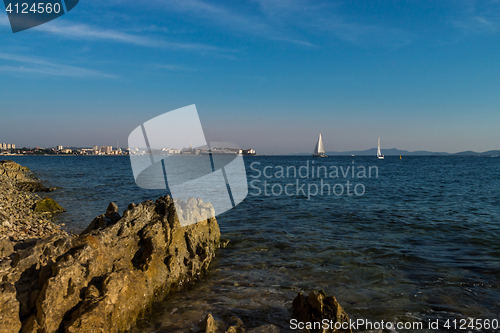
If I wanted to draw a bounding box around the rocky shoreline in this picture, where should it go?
[0,160,351,333]
[0,160,65,243]
[0,161,222,332]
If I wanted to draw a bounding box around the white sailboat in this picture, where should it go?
[313,133,327,157]
[377,137,384,160]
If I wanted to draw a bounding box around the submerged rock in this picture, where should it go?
[16,182,57,193]
[292,291,351,333]
[203,314,218,333]
[0,196,220,333]
[33,197,66,214]
[200,314,280,333]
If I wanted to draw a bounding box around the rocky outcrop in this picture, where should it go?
[0,161,64,241]
[0,161,31,182]
[0,196,220,333]
[292,291,352,333]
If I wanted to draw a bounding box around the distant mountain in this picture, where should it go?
[292,148,500,156]
[453,150,479,156]
[481,150,500,156]
[324,148,450,156]
[454,150,500,156]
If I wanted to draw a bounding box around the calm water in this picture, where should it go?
[9,156,500,332]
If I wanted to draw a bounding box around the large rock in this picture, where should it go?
[292,291,351,333]
[33,197,66,214]
[0,160,31,182]
[0,283,22,332]
[203,314,218,333]
[0,196,220,333]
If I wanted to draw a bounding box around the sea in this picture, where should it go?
[8,155,500,333]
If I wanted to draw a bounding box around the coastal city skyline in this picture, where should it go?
[2,141,500,156]
[0,143,257,156]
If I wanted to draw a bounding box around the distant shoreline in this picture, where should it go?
[288,149,500,157]
[4,154,498,158]
[1,154,130,157]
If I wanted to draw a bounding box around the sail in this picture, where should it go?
[314,133,325,154]
[377,137,382,157]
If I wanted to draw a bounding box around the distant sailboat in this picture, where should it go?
[377,137,384,160]
[313,133,327,157]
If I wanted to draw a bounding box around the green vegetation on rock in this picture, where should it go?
[33,197,66,214]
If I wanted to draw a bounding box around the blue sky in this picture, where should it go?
[1,0,500,154]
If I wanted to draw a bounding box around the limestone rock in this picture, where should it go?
[292,291,351,333]
[0,238,14,257]
[0,161,31,182]
[80,202,121,234]
[0,283,22,332]
[221,315,245,333]
[203,314,218,333]
[0,196,220,333]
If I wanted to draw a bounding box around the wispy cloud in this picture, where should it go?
[0,52,116,78]
[114,0,411,47]
[36,20,224,53]
[452,15,499,34]
[155,64,197,71]
[450,0,500,34]
[159,0,316,45]
[1,13,228,55]
[90,0,314,46]
[3,0,410,48]
[252,0,411,47]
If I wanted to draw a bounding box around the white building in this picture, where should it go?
[0,143,16,150]
[100,146,113,154]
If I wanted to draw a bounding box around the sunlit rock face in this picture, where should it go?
[0,196,220,333]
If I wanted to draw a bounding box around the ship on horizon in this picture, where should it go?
[377,137,384,160]
[312,133,327,158]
